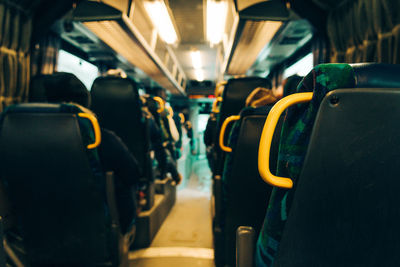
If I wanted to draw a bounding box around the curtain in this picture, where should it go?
[31,34,60,76]
[327,0,400,64]
[0,3,32,112]
[312,34,329,65]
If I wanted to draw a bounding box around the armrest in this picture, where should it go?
[106,173,137,260]
[236,226,255,267]
[105,172,120,228]
[214,175,222,226]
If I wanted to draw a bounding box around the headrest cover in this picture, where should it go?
[29,72,90,108]
[245,87,277,107]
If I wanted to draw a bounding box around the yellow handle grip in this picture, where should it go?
[219,115,241,153]
[179,113,185,123]
[78,113,102,149]
[153,96,165,113]
[212,97,223,113]
[167,106,174,119]
[258,92,313,189]
[215,81,227,96]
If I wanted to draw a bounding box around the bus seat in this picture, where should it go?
[91,76,155,210]
[0,103,131,267]
[29,72,90,108]
[213,77,272,175]
[256,63,400,267]
[215,105,282,267]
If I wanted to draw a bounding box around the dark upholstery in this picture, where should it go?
[212,77,271,266]
[29,72,91,108]
[217,106,281,267]
[275,88,400,267]
[0,103,124,266]
[214,77,272,175]
[91,77,154,209]
[91,76,151,180]
[256,63,400,267]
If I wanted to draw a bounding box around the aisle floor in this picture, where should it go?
[130,156,214,267]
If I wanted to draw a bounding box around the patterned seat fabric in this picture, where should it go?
[256,64,356,266]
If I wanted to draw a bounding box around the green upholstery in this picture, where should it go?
[256,63,400,266]
[256,64,356,266]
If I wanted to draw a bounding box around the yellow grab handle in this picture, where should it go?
[258,92,313,189]
[214,81,227,96]
[153,96,165,113]
[212,97,223,113]
[78,113,102,149]
[219,115,241,152]
[167,106,174,119]
[179,113,185,123]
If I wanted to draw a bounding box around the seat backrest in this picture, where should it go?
[0,103,117,266]
[214,77,271,174]
[221,106,282,266]
[256,63,400,267]
[29,72,90,107]
[91,76,152,181]
[218,77,271,130]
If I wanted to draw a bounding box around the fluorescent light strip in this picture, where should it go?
[207,0,228,45]
[191,50,204,81]
[195,69,204,81]
[190,50,202,69]
[144,1,178,44]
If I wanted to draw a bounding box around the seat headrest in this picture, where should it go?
[29,72,90,108]
[91,76,138,92]
[219,77,272,122]
[143,97,159,118]
[2,103,100,149]
[283,75,303,97]
[239,105,273,118]
[3,102,90,117]
[351,63,400,88]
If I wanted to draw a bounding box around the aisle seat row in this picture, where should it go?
[208,76,276,267]
[255,63,400,267]
[0,103,132,267]
[208,63,400,267]
[0,72,178,266]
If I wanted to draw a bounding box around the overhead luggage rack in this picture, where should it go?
[72,1,186,95]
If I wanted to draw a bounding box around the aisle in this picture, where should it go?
[130,157,214,267]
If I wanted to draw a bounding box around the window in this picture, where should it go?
[197,114,210,133]
[283,53,313,79]
[57,50,99,90]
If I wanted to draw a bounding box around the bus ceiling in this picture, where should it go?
[35,0,328,95]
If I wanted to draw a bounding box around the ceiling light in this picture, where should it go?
[191,50,202,69]
[144,1,178,44]
[207,0,228,45]
[195,69,204,81]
